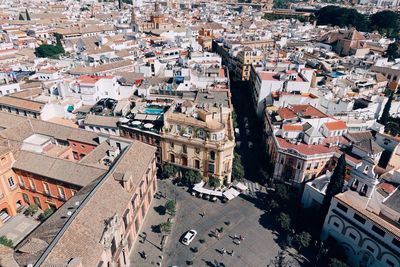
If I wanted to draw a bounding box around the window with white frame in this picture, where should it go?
[8,177,16,189]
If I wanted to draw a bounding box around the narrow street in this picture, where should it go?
[230,79,268,184]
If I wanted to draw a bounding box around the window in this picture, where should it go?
[208,163,215,173]
[314,163,319,169]
[306,164,311,170]
[353,213,366,224]
[348,233,356,240]
[43,183,50,195]
[182,145,187,154]
[195,147,200,154]
[386,260,395,267]
[18,176,24,187]
[297,162,301,169]
[392,238,400,249]
[58,187,65,199]
[336,203,348,213]
[71,190,77,196]
[8,177,16,189]
[33,196,41,209]
[210,151,216,161]
[22,193,30,204]
[372,225,385,237]
[366,245,374,253]
[170,142,174,148]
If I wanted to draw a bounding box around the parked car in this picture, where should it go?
[181,229,197,245]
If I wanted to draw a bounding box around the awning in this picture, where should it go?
[223,188,240,200]
[233,182,248,191]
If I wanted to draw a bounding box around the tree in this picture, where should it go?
[24,204,38,216]
[276,212,291,232]
[387,42,400,60]
[25,9,31,21]
[275,184,289,201]
[232,152,244,180]
[182,169,202,186]
[329,258,349,267]
[0,236,13,248]
[295,231,312,251]
[162,163,178,178]
[370,11,399,37]
[267,199,279,212]
[208,176,221,188]
[159,221,172,235]
[315,6,368,31]
[18,13,24,20]
[35,44,65,58]
[55,33,63,48]
[321,154,346,218]
[165,200,176,215]
[380,91,394,124]
[38,208,54,221]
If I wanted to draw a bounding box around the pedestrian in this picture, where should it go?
[200,211,205,217]
[216,232,220,240]
[231,250,234,256]
[143,251,147,259]
[221,248,225,254]
[239,234,242,240]
[234,234,238,239]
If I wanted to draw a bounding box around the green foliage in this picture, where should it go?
[25,9,31,21]
[380,91,394,124]
[165,200,176,215]
[208,176,221,188]
[182,169,202,186]
[315,6,368,31]
[191,246,198,253]
[18,13,24,20]
[232,152,244,180]
[199,238,205,243]
[321,154,346,218]
[268,199,279,211]
[276,212,291,232]
[232,109,238,128]
[186,260,194,265]
[38,208,54,221]
[163,163,178,178]
[275,184,289,201]
[387,42,400,60]
[370,11,399,37]
[295,231,312,250]
[0,236,13,248]
[80,6,90,11]
[329,258,350,267]
[24,204,38,216]
[159,221,172,235]
[35,44,65,58]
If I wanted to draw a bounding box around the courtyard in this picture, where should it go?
[130,179,301,267]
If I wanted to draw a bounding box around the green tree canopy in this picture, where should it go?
[182,169,202,186]
[208,176,221,188]
[370,11,399,37]
[163,163,179,178]
[329,258,350,267]
[18,13,24,20]
[321,153,346,217]
[35,44,65,58]
[159,221,172,235]
[0,236,13,248]
[387,42,400,61]
[276,212,291,232]
[315,6,368,31]
[295,231,312,251]
[232,152,244,180]
[165,200,176,215]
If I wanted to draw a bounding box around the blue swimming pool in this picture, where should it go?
[144,108,164,115]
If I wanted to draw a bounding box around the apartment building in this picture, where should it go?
[6,141,157,267]
[321,159,400,267]
[250,65,314,117]
[161,91,235,184]
[264,104,349,185]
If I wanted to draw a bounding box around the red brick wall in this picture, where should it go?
[16,170,80,210]
[68,140,96,160]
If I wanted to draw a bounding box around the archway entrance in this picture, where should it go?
[0,208,10,223]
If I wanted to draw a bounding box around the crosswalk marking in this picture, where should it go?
[243,181,263,195]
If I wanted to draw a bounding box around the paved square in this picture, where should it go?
[130,180,297,267]
[0,213,40,245]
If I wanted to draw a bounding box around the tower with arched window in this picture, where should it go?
[348,157,379,198]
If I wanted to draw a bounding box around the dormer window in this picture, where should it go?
[364,166,369,173]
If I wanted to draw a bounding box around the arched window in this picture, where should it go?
[351,179,359,191]
[170,153,175,163]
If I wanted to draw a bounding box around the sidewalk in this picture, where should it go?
[0,213,39,245]
[129,183,175,266]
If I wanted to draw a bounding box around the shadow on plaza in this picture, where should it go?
[153,205,166,215]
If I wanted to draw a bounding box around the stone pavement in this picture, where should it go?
[0,213,40,245]
[130,179,301,267]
